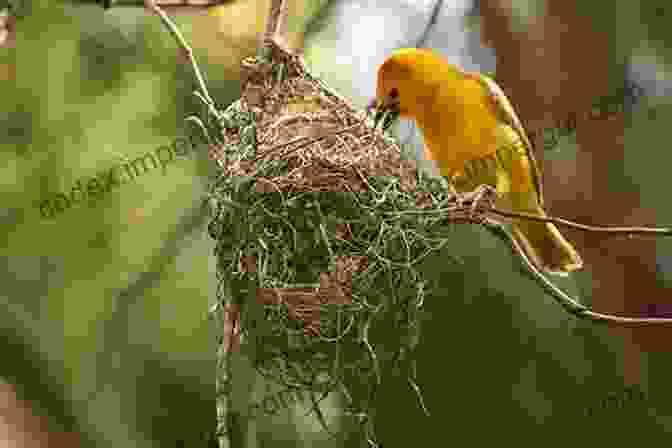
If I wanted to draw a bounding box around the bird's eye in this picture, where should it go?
[389,88,399,99]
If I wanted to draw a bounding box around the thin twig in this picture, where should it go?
[388,203,672,237]
[489,207,672,237]
[485,218,672,326]
[393,0,445,158]
[413,0,444,48]
[145,0,216,109]
[262,0,288,49]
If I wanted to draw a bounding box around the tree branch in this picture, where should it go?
[144,0,219,117]
[262,0,289,50]
[413,0,444,48]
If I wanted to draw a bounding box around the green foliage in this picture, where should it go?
[1,3,232,446]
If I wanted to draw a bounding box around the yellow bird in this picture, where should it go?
[371,48,582,275]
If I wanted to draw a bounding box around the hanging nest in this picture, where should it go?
[201,40,475,445]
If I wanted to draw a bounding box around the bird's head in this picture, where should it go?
[368,48,463,131]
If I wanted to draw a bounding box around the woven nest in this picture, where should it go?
[206,41,440,336]
[205,40,461,444]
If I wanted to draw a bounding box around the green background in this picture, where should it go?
[1,1,672,446]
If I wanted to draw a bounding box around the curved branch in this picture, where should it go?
[485,218,672,327]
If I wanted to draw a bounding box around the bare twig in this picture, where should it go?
[394,0,445,156]
[144,0,216,109]
[414,0,444,48]
[389,202,672,238]
[489,207,672,237]
[262,0,289,49]
[486,218,672,326]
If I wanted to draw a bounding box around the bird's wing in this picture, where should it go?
[464,71,545,206]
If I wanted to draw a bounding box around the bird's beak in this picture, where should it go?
[368,96,400,131]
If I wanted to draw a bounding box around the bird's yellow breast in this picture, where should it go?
[415,78,504,178]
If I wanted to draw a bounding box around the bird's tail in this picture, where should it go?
[510,206,583,276]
